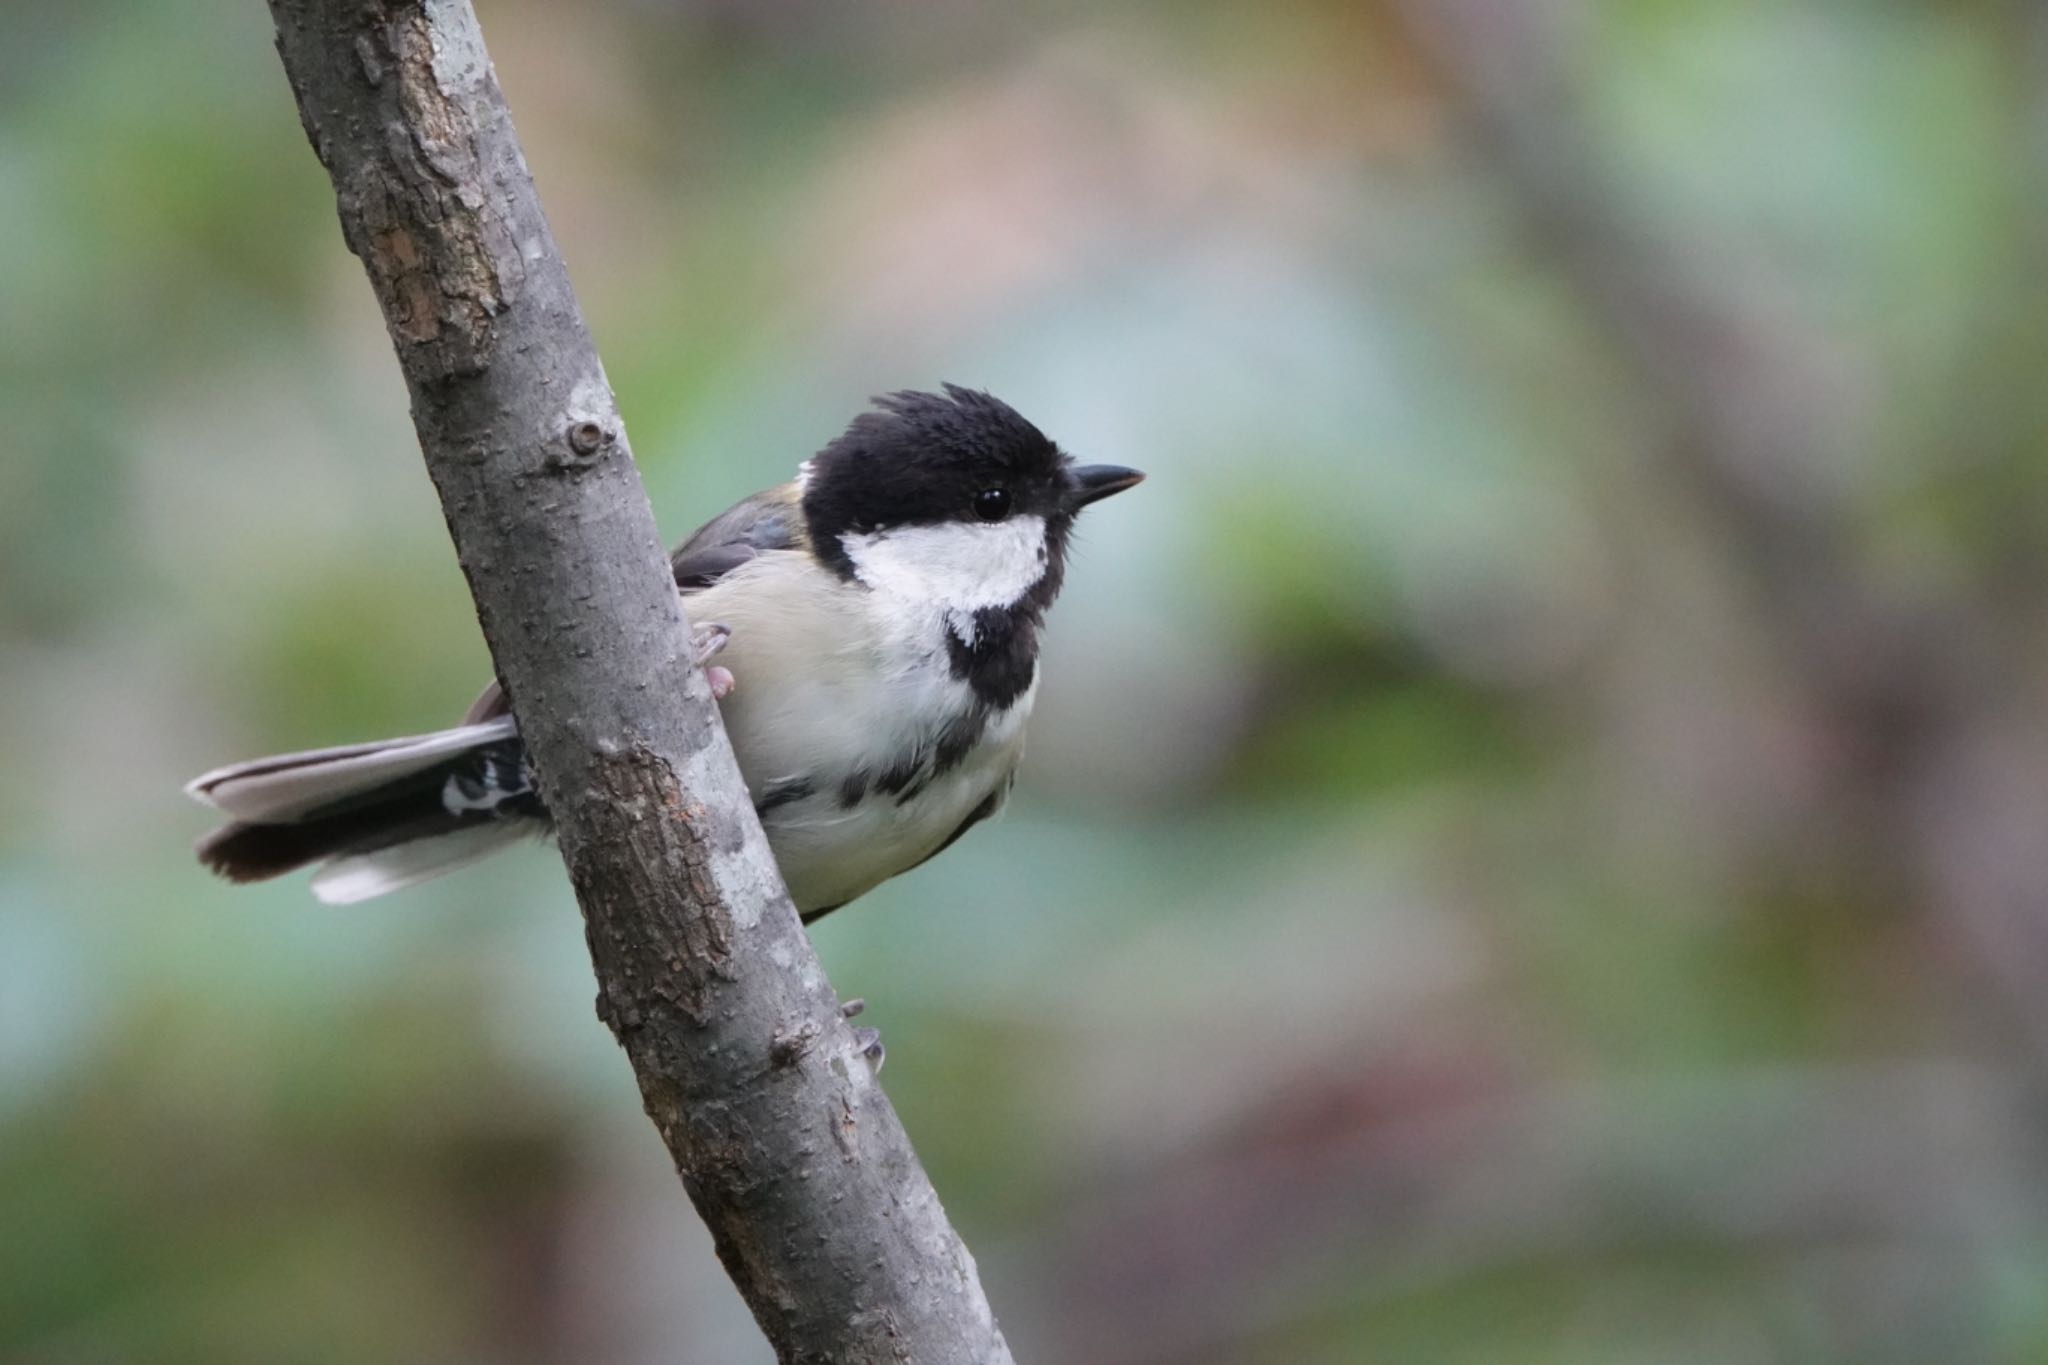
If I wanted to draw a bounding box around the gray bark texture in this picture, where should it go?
[263,3,1015,1361]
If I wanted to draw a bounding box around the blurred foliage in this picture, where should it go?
[7,0,2048,1361]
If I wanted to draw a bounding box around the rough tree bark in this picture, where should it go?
[263,3,1015,1360]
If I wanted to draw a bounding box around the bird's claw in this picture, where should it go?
[692,621,735,699]
[842,998,885,1072]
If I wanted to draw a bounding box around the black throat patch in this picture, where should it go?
[947,513,1066,709]
[946,603,1042,710]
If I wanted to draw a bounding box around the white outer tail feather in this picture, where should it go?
[310,822,533,904]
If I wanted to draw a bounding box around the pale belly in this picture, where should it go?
[758,754,1018,914]
[690,558,1034,915]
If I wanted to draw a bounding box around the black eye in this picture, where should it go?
[973,487,1012,522]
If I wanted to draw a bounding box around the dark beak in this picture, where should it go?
[1065,463,1146,511]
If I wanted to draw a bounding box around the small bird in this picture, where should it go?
[186,386,1142,921]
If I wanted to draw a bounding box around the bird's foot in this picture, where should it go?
[692,621,735,699]
[841,997,885,1072]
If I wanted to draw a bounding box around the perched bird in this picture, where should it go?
[186,386,1143,920]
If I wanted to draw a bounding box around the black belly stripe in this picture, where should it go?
[839,707,999,811]
[873,751,928,799]
[818,708,1003,810]
[755,777,814,816]
[929,709,989,784]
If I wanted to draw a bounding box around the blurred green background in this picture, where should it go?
[8,0,2048,1360]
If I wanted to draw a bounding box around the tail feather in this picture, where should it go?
[186,718,518,822]
[187,720,543,900]
[196,808,393,883]
[311,823,532,904]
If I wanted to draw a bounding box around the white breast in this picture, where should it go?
[687,552,1035,914]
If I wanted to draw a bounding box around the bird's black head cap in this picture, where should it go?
[801,385,1074,576]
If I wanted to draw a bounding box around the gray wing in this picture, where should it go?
[465,482,805,722]
[670,483,806,589]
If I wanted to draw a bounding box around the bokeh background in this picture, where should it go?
[8,0,2048,1360]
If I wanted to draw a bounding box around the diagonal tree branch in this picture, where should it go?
[263,3,1014,1360]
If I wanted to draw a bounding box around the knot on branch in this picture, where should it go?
[547,416,618,472]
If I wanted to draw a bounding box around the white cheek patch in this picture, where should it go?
[840,516,1050,613]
